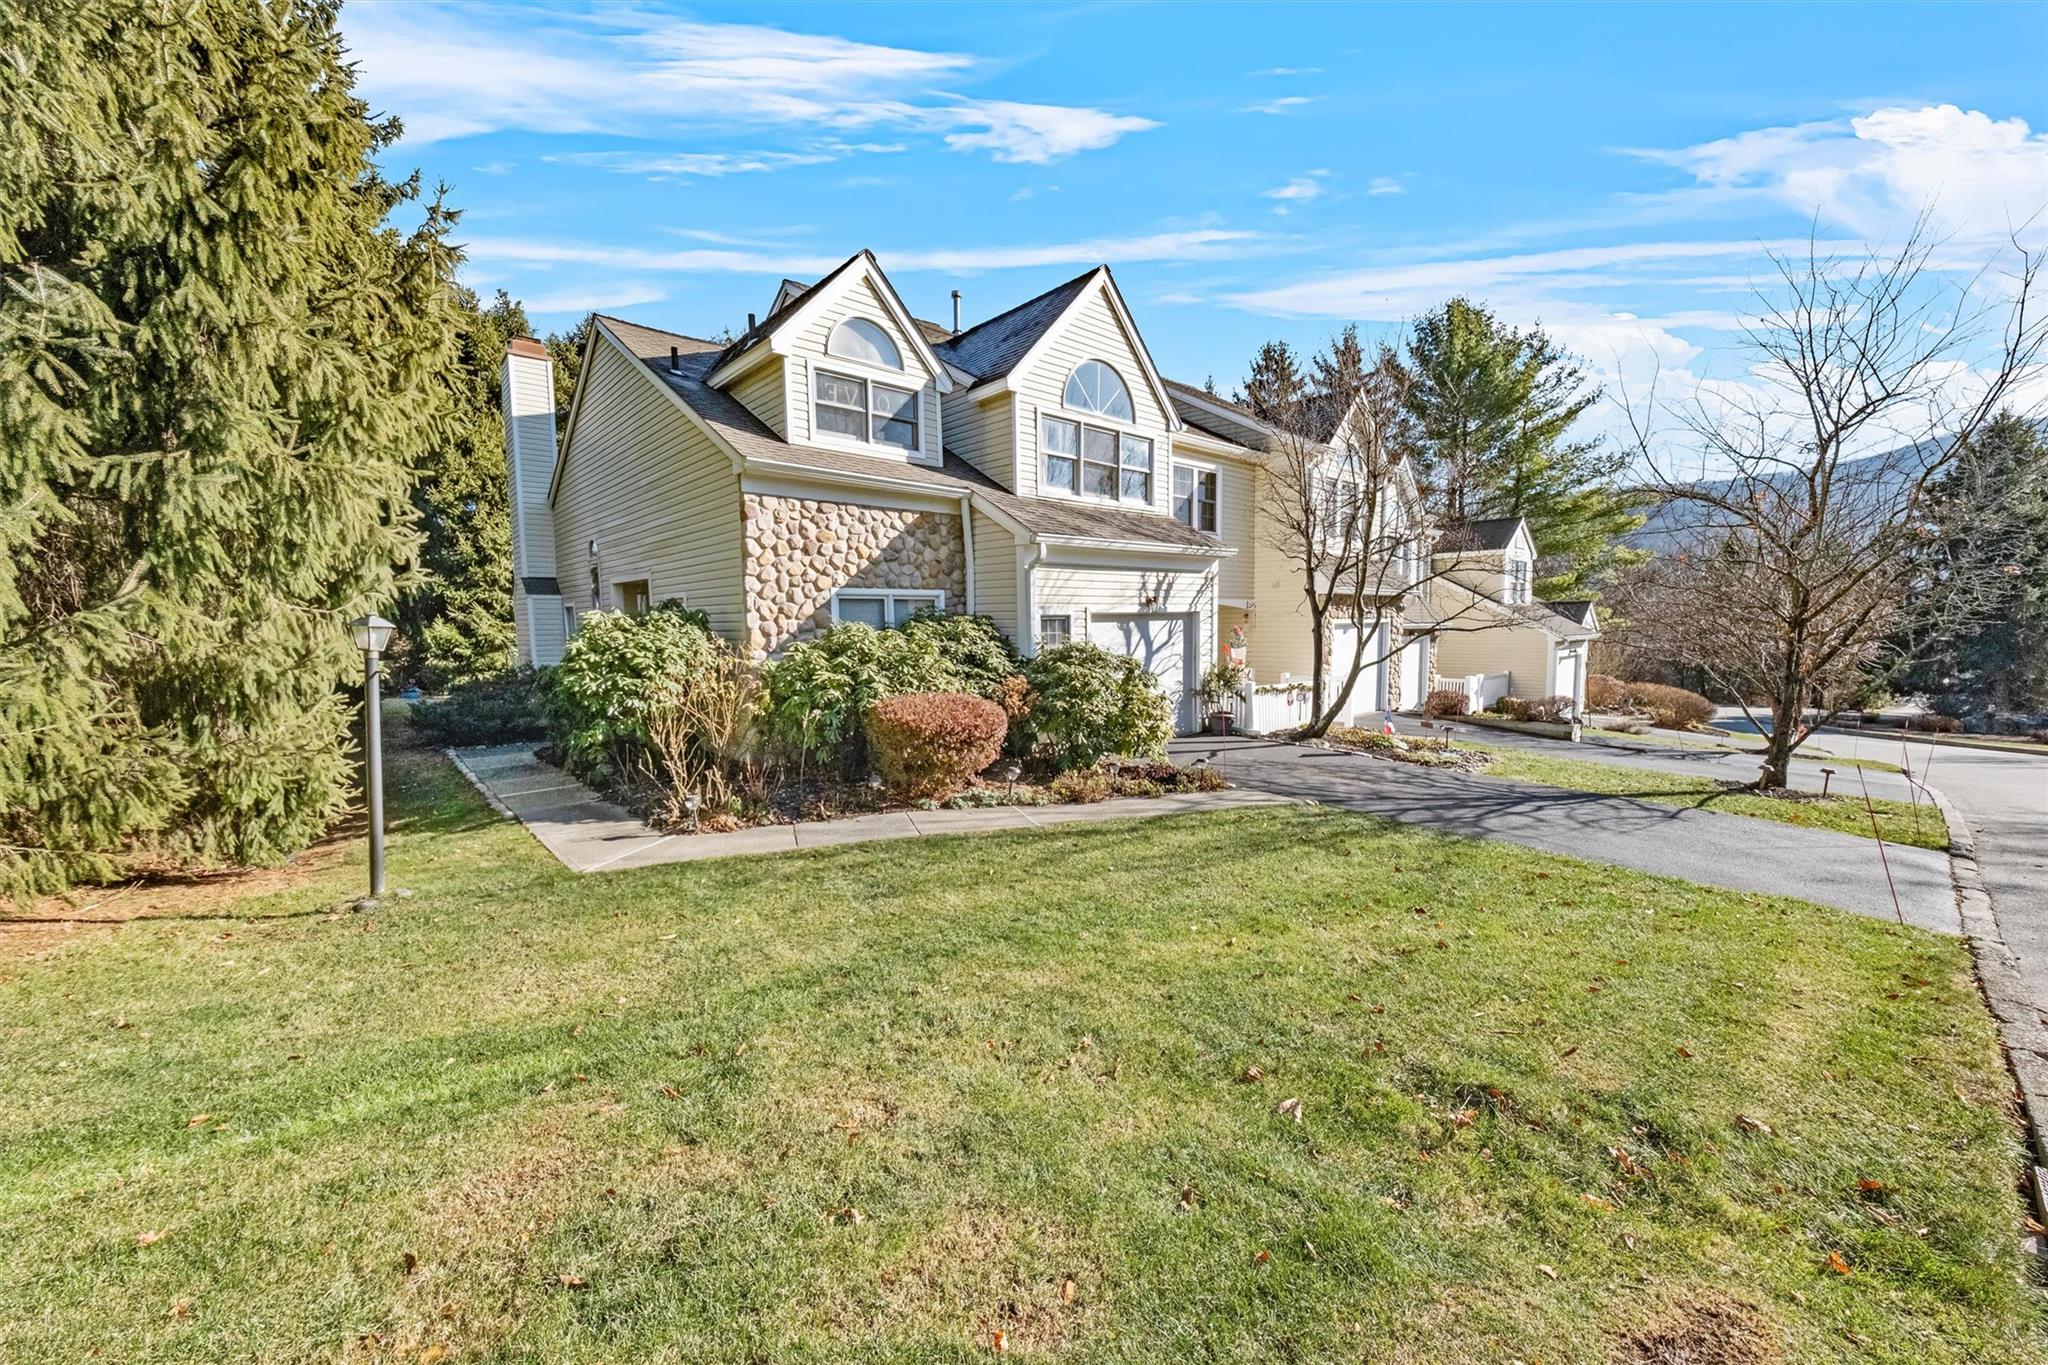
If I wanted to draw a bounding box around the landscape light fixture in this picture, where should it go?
[682,791,702,832]
[1002,760,1022,795]
[349,614,395,909]
[1820,766,1836,796]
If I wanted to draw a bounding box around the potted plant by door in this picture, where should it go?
[1198,659,1250,735]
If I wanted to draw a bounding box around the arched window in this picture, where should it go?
[827,317,902,370]
[1063,360,1134,422]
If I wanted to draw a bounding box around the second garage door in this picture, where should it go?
[1089,613,1198,734]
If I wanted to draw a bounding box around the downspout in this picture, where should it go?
[959,494,976,613]
[1018,541,1042,654]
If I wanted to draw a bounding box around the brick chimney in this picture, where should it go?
[502,336,565,666]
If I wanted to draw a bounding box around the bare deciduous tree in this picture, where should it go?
[1621,221,2045,788]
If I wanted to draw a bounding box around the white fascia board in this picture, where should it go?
[1036,535,1233,563]
[759,250,955,394]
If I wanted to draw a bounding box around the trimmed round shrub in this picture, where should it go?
[898,609,1020,698]
[1489,695,1532,721]
[762,623,956,768]
[549,608,719,782]
[411,668,549,747]
[1423,688,1470,719]
[864,692,1006,800]
[1584,674,1627,712]
[1020,642,1173,769]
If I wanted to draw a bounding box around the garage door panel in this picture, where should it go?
[1089,612,1196,734]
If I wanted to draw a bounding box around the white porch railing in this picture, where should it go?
[1434,671,1512,710]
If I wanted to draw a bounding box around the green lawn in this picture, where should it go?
[0,743,2037,1363]
[1466,744,1951,851]
[1571,725,1908,776]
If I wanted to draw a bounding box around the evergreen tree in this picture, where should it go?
[1904,413,2048,712]
[547,319,588,418]
[0,1,461,894]
[396,288,528,688]
[1401,298,1642,597]
[1239,340,1307,423]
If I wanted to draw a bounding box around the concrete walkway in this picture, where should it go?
[1171,733,1959,933]
[448,744,1293,873]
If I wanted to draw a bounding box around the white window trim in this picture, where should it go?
[1171,458,1221,537]
[811,359,928,461]
[1037,408,1157,510]
[1063,359,1138,424]
[830,588,946,627]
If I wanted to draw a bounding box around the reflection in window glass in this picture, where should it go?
[1081,426,1118,497]
[1041,416,1079,493]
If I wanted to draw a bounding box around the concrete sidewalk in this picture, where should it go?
[448,744,1293,873]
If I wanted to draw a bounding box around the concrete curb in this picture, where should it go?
[1916,773,2048,1228]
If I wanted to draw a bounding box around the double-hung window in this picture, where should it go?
[831,589,943,629]
[1504,559,1531,604]
[1038,614,1072,648]
[1042,416,1152,505]
[1173,465,1218,534]
[814,369,918,453]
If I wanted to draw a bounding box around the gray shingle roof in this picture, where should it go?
[1162,378,1272,451]
[935,268,1098,381]
[1434,517,1525,553]
[595,315,1220,554]
[1542,599,1598,629]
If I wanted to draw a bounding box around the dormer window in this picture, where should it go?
[1063,360,1134,421]
[1504,558,1531,604]
[827,317,901,370]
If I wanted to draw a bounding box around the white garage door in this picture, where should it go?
[1089,613,1197,734]
[1328,622,1384,726]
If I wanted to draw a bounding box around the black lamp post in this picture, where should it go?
[350,613,395,908]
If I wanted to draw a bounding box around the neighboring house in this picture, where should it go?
[499,248,1596,733]
[1426,517,1600,711]
[503,251,1227,731]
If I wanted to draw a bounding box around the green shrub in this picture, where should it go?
[549,608,719,783]
[1490,696,1532,721]
[864,692,1007,800]
[1044,757,1223,803]
[411,669,549,747]
[1908,712,1963,734]
[1423,688,1469,719]
[1019,642,1173,769]
[762,623,955,768]
[899,609,1020,697]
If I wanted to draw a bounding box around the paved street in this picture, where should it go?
[1170,732,1958,932]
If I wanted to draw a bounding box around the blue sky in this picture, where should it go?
[341,1,2048,442]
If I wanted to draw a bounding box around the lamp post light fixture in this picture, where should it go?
[350,613,395,909]
[682,791,702,833]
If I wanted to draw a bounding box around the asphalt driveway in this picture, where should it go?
[1170,733,1958,933]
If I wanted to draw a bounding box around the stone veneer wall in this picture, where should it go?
[742,493,967,656]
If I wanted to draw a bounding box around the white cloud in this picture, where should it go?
[518,282,667,314]
[1244,96,1318,115]
[1251,66,1323,77]
[341,5,1157,163]
[471,160,515,175]
[465,229,1262,278]
[1366,176,1405,197]
[1261,174,1328,216]
[1628,104,2048,245]
[551,144,903,178]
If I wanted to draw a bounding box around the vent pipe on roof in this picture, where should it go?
[951,289,962,332]
[668,345,678,372]
[747,312,757,332]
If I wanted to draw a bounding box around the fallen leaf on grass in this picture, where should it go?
[1735,1115,1773,1136]
[135,1229,166,1247]
[112,1017,132,1030]
[1178,1184,1201,1210]
[168,1298,190,1319]
[419,1348,449,1364]
[1535,1264,1557,1280]
[1240,1065,1264,1083]
[1856,1178,1886,1194]
[1274,1097,1305,1122]
[990,1328,1007,1353]
[1823,1250,1852,1275]
[832,1206,865,1226]
[1676,1046,1694,1058]
[1252,1249,1271,1265]
[557,1273,588,1289]
[659,1084,682,1100]
[1060,1277,1077,1304]
[184,1114,212,1129]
